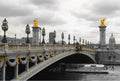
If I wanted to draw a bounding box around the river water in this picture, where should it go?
[29,66,120,81]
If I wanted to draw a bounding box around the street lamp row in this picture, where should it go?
[1,18,93,46]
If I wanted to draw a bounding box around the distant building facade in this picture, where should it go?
[0,35,32,44]
[49,32,55,44]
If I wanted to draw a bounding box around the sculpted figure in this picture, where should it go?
[100,18,105,26]
[33,19,38,27]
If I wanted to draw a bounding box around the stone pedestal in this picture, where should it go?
[32,27,40,45]
[99,26,107,48]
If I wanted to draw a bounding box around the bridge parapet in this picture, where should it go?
[0,44,76,52]
[82,46,96,52]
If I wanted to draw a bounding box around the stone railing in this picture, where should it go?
[0,43,96,53]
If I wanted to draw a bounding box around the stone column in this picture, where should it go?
[26,55,30,72]
[99,26,107,47]
[2,63,6,81]
[35,54,38,66]
[15,55,20,79]
[15,62,19,79]
[32,27,40,45]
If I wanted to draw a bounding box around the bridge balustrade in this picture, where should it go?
[82,46,95,52]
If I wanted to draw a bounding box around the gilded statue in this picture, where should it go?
[100,18,105,26]
[33,18,38,27]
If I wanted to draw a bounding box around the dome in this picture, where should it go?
[109,33,115,43]
[109,33,116,50]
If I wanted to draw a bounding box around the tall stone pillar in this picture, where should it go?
[99,26,106,45]
[99,18,107,48]
[2,63,6,81]
[32,19,40,45]
[32,27,40,45]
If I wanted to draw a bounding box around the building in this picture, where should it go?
[49,32,55,44]
[0,35,33,44]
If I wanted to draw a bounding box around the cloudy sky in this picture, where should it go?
[0,0,120,44]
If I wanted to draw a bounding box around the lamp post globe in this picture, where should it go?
[61,32,64,45]
[42,28,46,44]
[1,18,8,43]
[53,30,56,44]
[25,24,30,43]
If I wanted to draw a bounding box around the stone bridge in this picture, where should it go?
[0,44,96,81]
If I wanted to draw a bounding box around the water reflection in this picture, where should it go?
[29,66,120,81]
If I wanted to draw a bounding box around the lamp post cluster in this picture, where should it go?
[0,18,94,47]
[25,24,46,45]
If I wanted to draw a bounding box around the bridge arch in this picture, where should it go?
[12,51,96,81]
[58,53,95,64]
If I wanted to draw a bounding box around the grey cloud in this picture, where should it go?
[0,4,32,17]
[21,15,66,26]
[71,11,100,28]
[72,11,98,22]
[71,0,120,24]
[30,0,59,10]
[91,0,120,15]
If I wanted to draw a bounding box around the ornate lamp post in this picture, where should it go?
[25,24,30,43]
[15,34,16,44]
[79,37,81,44]
[85,40,87,46]
[88,41,90,47]
[42,28,46,44]
[68,34,70,45]
[53,30,56,44]
[82,39,84,45]
[1,18,8,43]
[73,36,75,45]
[61,32,64,45]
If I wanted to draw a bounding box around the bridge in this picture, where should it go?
[0,43,96,81]
[0,18,97,81]
[0,17,119,81]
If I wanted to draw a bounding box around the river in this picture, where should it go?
[29,66,120,81]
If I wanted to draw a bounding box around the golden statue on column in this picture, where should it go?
[100,18,105,26]
[33,18,38,27]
